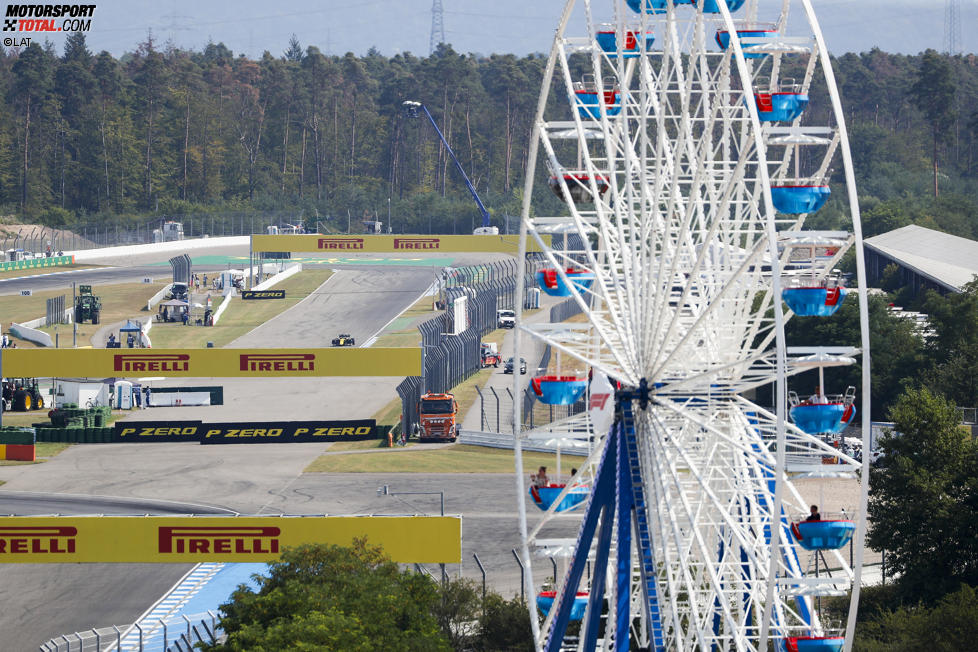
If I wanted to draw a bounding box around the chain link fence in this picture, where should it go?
[398,259,538,436]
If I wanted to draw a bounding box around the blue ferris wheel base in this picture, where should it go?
[544,397,666,652]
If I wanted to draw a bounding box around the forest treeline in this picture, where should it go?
[0,34,977,236]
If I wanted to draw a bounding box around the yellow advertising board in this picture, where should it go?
[1,347,421,379]
[0,516,461,563]
[251,233,548,254]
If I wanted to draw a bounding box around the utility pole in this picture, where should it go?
[429,0,445,55]
[945,0,962,56]
[72,282,77,348]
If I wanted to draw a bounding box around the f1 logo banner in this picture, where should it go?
[240,289,286,300]
[250,233,550,254]
[1,348,422,378]
[0,516,461,563]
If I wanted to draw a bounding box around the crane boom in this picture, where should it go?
[404,101,492,229]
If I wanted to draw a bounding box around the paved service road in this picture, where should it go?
[0,492,233,650]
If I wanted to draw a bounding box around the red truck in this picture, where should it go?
[481,342,502,368]
[417,392,459,442]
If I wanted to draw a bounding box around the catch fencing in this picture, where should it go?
[398,259,532,436]
[472,344,587,434]
[39,611,219,652]
[168,254,192,285]
[46,295,67,327]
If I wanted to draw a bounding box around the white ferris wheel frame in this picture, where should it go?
[508,0,873,650]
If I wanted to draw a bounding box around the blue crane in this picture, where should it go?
[403,101,498,234]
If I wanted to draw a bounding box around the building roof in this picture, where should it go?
[864,225,978,292]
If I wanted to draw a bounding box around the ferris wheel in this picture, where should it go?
[510,1,872,651]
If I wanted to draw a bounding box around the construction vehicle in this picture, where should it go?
[403,101,499,236]
[74,285,101,324]
[2,378,45,411]
[416,392,459,442]
[481,342,502,368]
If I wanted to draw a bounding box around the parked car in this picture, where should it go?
[497,309,516,329]
[504,357,527,374]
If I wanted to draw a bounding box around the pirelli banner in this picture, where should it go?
[241,289,286,300]
[1,347,421,378]
[113,420,376,443]
[251,234,549,254]
[0,516,461,564]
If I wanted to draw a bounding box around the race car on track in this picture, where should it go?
[332,333,356,347]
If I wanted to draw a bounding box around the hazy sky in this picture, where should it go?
[25,0,978,60]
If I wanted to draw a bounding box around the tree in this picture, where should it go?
[202,540,451,651]
[909,49,956,197]
[854,584,978,651]
[867,388,978,603]
[476,593,534,651]
[921,280,978,407]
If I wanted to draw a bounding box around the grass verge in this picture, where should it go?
[148,269,333,348]
[304,443,570,474]
[3,279,169,346]
[371,294,438,347]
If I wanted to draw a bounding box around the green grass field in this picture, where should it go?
[3,279,169,347]
[146,269,333,349]
[304,444,571,474]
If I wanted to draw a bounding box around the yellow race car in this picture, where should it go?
[331,333,356,347]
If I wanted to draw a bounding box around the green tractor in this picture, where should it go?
[74,284,101,324]
[1,378,45,411]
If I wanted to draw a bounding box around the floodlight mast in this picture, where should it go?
[403,100,492,229]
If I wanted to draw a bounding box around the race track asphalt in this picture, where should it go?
[0,244,543,647]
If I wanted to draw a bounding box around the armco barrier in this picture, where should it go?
[9,321,53,347]
[0,254,73,272]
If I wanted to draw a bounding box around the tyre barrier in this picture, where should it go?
[34,426,115,443]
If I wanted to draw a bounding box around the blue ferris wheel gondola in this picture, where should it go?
[575,89,622,119]
[537,591,589,620]
[596,29,655,56]
[626,0,745,14]
[782,286,847,317]
[789,402,855,435]
[780,636,846,652]
[790,520,856,551]
[531,375,588,405]
[529,484,590,512]
[753,92,810,121]
[715,27,777,58]
[771,185,831,214]
[536,268,596,297]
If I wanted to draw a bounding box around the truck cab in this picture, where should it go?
[417,392,459,442]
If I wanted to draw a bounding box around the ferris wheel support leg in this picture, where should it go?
[615,416,633,652]
[544,425,618,652]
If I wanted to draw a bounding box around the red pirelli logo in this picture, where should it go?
[317,237,364,250]
[0,526,77,554]
[158,526,281,554]
[394,237,441,250]
[239,353,316,372]
[114,354,190,373]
